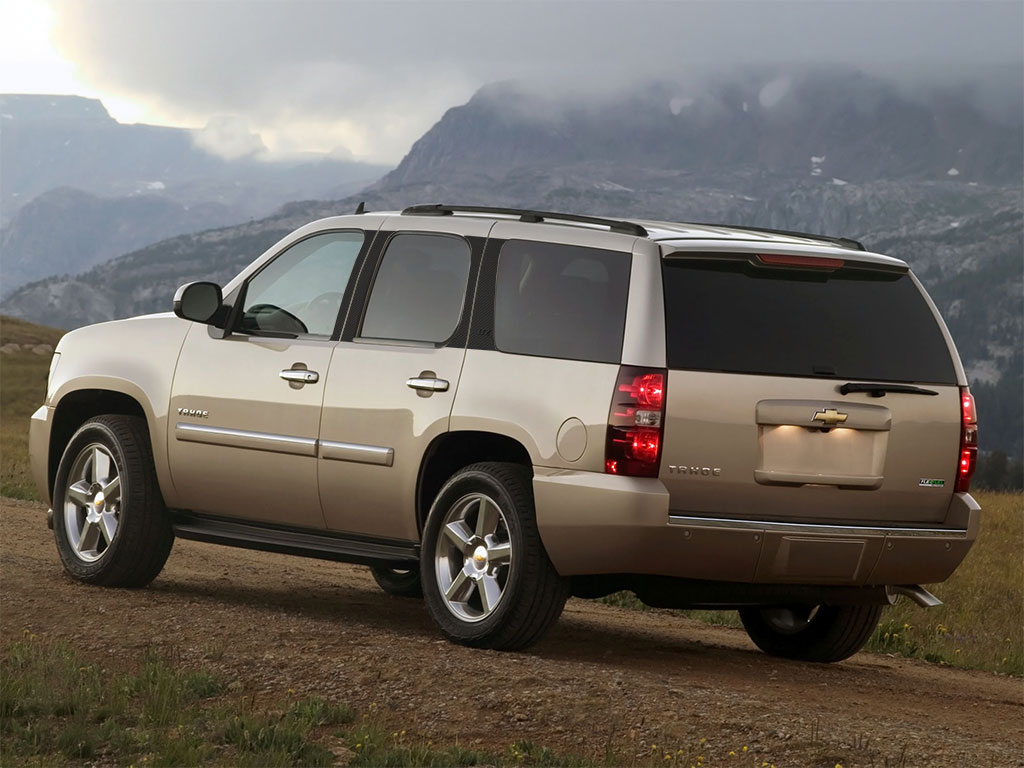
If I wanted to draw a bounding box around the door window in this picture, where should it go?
[360,233,472,343]
[239,231,364,337]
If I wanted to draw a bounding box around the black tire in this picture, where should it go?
[420,462,568,650]
[739,603,884,663]
[370,565,423,598]
[52,414,174,587]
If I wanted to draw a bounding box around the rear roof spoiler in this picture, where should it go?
[686,222,866,251]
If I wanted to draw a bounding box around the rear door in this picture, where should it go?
[317,219,487,541]
[659,249,962,525]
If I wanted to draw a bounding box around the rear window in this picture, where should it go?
[662,257,956,384]
[494,240,631,363]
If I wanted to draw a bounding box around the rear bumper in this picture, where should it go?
[532,468,979,586]
[29,405,53,506]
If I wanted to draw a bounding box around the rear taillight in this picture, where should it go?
[956,387,978,492]
[605,366,667,477]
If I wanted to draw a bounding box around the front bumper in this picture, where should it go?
[532,468,979,586]
[29,405,54,506]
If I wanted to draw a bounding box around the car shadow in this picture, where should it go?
[147,574,798,676]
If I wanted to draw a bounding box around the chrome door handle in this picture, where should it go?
[280,369,319,384]
[406,377,449,392]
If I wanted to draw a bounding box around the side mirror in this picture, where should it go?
[173,281,224,325]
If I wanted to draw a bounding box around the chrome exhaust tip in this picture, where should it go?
[46,508,53,530]
[887,584,943,608]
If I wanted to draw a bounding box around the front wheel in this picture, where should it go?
[421,462,568,650]
[739,604,883,663]
[53,415,174,587]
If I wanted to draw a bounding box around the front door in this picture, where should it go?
[168,229,367,528]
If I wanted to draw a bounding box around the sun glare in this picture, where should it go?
[0,0,79,93]
[0,0,152,124]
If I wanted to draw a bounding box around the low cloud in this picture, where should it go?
[192,115,266,160]
[49,0,1024,164]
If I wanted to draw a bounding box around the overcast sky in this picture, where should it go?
[1,0,1021,163]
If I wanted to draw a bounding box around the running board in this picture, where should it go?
[172,514,419,568]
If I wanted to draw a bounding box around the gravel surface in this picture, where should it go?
[2,496,1021,766]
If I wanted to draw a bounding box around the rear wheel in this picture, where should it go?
[421,462,568,650]
[739,603,883,663]
[53,415,173,587]
[369,565,422,598]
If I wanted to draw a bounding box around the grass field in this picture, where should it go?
[2,314,1021,678]
[0,315,65,499]
[2,634,600,767]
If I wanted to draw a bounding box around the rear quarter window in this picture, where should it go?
[494,240,631,363]
[662,256,957,384]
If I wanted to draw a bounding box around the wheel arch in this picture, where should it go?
[48,384,163,503]
[415,431,532,534]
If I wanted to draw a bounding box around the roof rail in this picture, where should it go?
[401,204,648,237]
[690,222,865,251]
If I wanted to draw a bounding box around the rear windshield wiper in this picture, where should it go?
[839,382,939,397]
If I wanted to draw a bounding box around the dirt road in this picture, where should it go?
[2,497,1021,767]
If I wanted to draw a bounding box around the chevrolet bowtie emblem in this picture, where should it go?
[812,408,849,426]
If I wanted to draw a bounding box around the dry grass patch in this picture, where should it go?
[0,316,65,499]
[866,490,1023,674]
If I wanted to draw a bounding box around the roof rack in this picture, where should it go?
[689,222,865,252]
[401,204,648,237]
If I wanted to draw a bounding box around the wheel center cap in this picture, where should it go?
[87,491,105,520]
[471,545,488,570]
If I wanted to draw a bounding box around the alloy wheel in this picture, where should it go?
[63,443,121,562]
[434,492,513,622]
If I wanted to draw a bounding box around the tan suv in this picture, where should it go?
[29,204,981,662]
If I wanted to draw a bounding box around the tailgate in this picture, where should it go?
[659,251,962,525]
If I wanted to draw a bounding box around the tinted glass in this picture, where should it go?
[361,233,471,343]
[662,257,957,384]
[240,231,363,337]
[494,240,631,363]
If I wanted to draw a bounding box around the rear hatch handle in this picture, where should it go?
[839,382,938,397]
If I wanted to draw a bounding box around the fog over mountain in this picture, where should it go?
[2,69,1021,456]
[45,0,1023,164]
[383,70,1022,188]
[0,94,390,294]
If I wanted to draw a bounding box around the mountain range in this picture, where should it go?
[2,70,1021,457]
[0,94,389,294]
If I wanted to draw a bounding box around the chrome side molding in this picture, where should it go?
[174,422,394,466]
[320,440,394,467]
[175,422,317,456]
